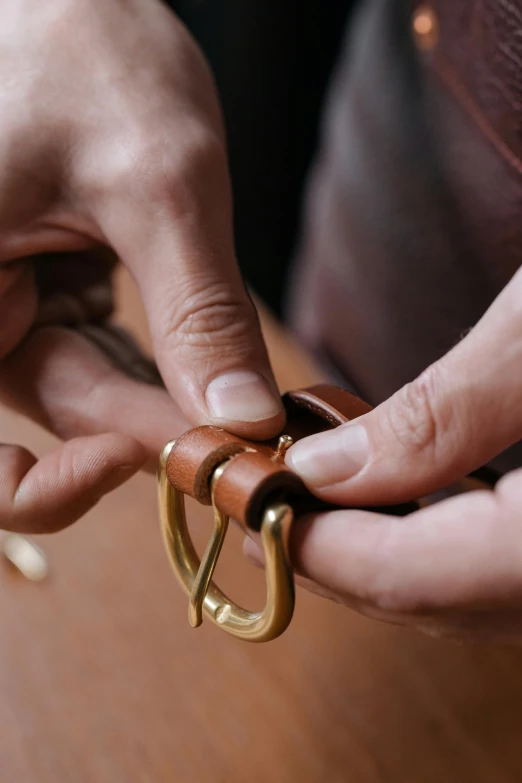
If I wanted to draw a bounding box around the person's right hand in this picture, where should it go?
[0,0,284,534]
[243,266,522,645]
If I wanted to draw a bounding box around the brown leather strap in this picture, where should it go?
[284,384,372,425]
[165,384,374,530]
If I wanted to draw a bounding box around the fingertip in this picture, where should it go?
[91,433,148,494]
[285,423,369,495]
[10,434,149,534]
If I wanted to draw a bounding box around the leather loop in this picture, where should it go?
[282,384,372,438]
[166,427,260,506]
[212,452,304,531]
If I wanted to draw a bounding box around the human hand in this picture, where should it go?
[0,0,283,533]
[247,267,522,643]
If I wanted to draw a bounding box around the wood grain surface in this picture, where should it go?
[1,269,522,783]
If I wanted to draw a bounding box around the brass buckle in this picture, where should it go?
[158,441,295,643]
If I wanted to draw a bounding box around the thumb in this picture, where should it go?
[100,129,284,440]
[286,268,522,505]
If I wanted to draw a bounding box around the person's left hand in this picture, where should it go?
[0,0,284,535]
[246,266,522,644]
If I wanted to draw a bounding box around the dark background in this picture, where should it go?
[166,0,354,314]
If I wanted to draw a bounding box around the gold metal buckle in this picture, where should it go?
[158,441,295,643]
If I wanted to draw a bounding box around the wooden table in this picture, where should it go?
[1,270,522,783]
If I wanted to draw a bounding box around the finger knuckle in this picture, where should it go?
[135,127,226,209]
[160,279,258,357]
[82,115,230,234]
[81,127,148,201]
[86,121,223,196]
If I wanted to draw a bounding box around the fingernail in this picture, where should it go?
[205,371,283,423]
[286,423,369,488]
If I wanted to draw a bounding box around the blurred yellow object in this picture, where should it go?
[1,533,49,581]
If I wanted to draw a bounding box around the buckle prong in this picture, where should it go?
[158,441,295,643]
[188,462,229,628]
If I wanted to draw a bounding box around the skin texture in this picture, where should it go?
[246,265,522,644]
[0,0,284,533]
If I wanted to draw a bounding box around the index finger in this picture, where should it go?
[0,434,145,534]
[288,473,522,617]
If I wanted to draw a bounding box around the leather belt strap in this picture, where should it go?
[165,384,409,529]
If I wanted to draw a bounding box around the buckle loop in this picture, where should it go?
[158,441,295,643]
